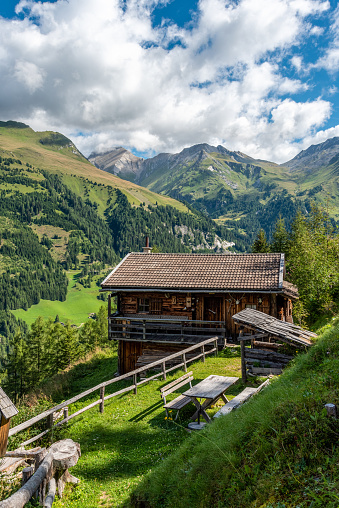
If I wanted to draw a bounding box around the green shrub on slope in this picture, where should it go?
[130,320,339,508]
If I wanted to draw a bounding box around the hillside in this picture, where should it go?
[3,316,338,507]
[90,138,339,238]
[0,123,242,350]
[0,121,187,211]
[129,318,339,507]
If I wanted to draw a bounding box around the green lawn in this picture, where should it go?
[7,347,243,508]
[12,271,106,326]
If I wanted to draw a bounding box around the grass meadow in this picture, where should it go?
[12,271,106,326]
[6,347,244,508]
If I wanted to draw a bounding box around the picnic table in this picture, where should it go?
[183,375,239,425]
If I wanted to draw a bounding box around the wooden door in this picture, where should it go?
[204,297,223,322]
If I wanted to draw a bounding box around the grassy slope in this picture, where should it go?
[6,348,243,507]
[12,271,105,326]
[0,126,189,213]
[130,320,339,508]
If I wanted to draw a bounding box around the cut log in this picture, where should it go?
[49,439,81,471]
[0,439,81,508]
[249,366,282,376]
[44,478,56,508]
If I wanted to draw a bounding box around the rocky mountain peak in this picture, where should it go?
[283,137,339,171]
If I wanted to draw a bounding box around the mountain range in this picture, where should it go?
[89,137,339,225]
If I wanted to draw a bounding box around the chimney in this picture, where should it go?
[142,236,152,254]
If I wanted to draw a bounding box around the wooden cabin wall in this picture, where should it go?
[224,293,272,337]
[118,292,194,318]
[115,291,292,340]
[118,340,143,374]
[118,340,190,374]
[0,413,10,457]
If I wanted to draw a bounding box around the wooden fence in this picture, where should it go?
[9,336,219,446]
[109,316,226,342]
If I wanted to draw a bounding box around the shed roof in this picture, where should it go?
[0,387,18,420]
[101,252,298,297]
[232,308,316,347]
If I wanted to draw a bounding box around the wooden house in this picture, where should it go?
[101,252,299,374]
[0,387,18,456]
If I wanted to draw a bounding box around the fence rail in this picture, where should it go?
[109,316,226,341]
[9,336,219,446]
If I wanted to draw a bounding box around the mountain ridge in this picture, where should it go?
[89,137,339,224]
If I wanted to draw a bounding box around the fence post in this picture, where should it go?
[100,386,105,413]
[143,320,146,341]
[325,403,337,418]
[133,374,137,394]
[241,339,247,383]
[63,407,68,426]
[46,413,54,430]
[22,466,34,486]
[162,361,166,380]
[182,353,187,372]
[202,345,205,362]
[34,449,47,502]
[214,339,218,356]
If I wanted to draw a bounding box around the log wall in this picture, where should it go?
[115,291,293,373]
[118,340,189,374]
[116,291,290,336]
[0,414,10,457]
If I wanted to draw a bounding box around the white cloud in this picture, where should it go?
[313,6,339,71]
[0,0,335,163]
[14,60,45,93]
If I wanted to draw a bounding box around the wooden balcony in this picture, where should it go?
[109,315,227,345]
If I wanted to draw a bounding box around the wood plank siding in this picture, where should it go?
[115,291,284,336]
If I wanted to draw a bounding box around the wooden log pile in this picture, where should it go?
[245,348,293,376]
[0,439,80,508]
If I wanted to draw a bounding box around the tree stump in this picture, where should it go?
[49,439,81,499]
[0,439,81,508]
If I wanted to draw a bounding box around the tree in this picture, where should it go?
[28,316,48,386]
[3,329,28,400]
[252,229,269,253]
[271,216,289,254]
[287,205,339,321]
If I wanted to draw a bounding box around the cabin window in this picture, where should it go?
[150,299,162,315]
[138,298,150,312]
[245,304,256,310]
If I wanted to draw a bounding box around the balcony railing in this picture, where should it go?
[108,315,226,343]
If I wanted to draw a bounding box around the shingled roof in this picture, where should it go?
[0,387,18,420]
[232,308,315,346]
[101,252,298,297]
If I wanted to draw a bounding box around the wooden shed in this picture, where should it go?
[232,308,316,381]
[101,252,299,374]
[0,387,18,456]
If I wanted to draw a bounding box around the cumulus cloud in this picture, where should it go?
[0,0,336,163]
[313,5,339,71]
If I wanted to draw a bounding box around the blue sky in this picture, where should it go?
[0,0,338,162]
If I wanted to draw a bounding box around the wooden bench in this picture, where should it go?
[213,379,270,419]
[160,371,194,420]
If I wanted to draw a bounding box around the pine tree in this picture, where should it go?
[252,229,269,253]
[271,216,289,254]
[3,329,27,400]
[58,323,78,369]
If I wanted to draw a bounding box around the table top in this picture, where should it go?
[183,375,239,400]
